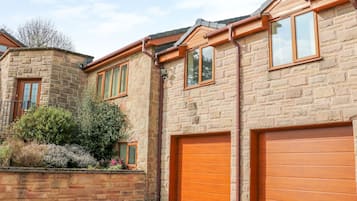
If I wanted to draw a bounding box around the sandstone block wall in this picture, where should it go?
[235,3,357,201]
[86,50,159,201]
[48,51,89,113]
[161,43,238,200]
[0,168,145,201]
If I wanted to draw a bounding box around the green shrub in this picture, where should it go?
[43,144,97,168]
[13,106,77,145]
[76,94,128,160]
[0,144,12,167]
[0,125,15,143]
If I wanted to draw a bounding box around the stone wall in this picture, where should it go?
[0,168,145,201]
[161,43,238,200]
[160,3,357,201]
[0,48,91,121]
[235,3,357,201]
[48,51,89,113]
[86,50,159,201]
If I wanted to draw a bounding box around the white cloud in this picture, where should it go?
[19,0,266,59]
[147,6,170,17]
[175,0,264,20]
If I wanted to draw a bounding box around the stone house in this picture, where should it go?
[0,0,356,201]
[83,17,246,201]
[0,48,93,126]
[157,0,357,201]
[83,27,188,201]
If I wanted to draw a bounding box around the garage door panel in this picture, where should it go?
[179,154,230,165]
[260,127,353,141]
[256,125,357,201]
[260,176,357,194]
[177,182,230,194]
[178,169,230,184]
[174,134,230,201]
[178,145,230,154]
[179,190,230,201]
[178,144,230,154]
[260,152,355,166]
[263,164,355,179]
[177,163,230,173]
[263,189,357,201]
[260,138,354,153]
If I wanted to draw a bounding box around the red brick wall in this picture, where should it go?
[0,168,145,201]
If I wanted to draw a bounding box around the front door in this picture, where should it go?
[14,79,41,119]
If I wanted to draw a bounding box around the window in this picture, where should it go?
[270,11,319,69]
[96,63,128,99]
[14,79,41,119]
[118,142,137,168]
[185,46,214,88]
[0,45,7,52]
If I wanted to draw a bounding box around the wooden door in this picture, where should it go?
[255,126,357,201]
[170,133,231,201]
[14,79,41,119]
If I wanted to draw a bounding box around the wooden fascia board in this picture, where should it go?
[147,34,183,46]
[1,33,22,47]
[182,26,214,45]
[351,0,357,8]
[84,45,142,72]
[158,46,186,63]
[311,0,350,11]
[207,16,269,47]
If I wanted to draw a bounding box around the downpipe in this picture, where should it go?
[228,24,241,201]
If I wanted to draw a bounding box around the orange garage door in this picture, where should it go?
[171,134,231,201]
[257,125,357,201]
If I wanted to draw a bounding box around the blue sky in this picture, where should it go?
[1,0,265,59]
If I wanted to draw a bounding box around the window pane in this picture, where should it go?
[104,70,111,98]
[119,143,127,164]
[201,46,213,82]
[187,49,199,86]
[128,145,136,165]
[30,83,39,106]
[0,45,7,52]
[111,67,120,97]
[296,12,316,59]
[271,18,293,67]
[97,75,103,97]
[23,83,31,109]
[120,65,127,93]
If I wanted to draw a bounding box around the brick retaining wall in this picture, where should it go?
[0,167,145,201]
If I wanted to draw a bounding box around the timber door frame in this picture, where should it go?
[13,78,41,119]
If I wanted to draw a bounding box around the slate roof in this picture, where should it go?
[174,15,249,47]
[251,0,275,16]
[0,29,26,47]
[149,27,190,40]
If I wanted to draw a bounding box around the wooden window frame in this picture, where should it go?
[269,10,320,71]
[118,141,137,169]
[184,45,215,90]
[96,62,129,100]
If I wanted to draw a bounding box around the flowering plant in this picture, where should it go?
[108,157,126,170]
